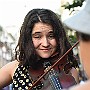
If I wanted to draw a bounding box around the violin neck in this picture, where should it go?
[43,61,62,90]
[48,69,62,90]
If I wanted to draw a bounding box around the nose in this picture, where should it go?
[42,37,49,47]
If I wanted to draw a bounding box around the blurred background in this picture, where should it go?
[0,0,87,90]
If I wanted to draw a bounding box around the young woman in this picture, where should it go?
[0,8,79,90]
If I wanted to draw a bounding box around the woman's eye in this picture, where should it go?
[33,35,41,39]
[48,34,55,39]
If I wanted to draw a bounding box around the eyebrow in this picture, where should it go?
[32,30,53,34]
[48,31,54,33]
[32,32,41,36]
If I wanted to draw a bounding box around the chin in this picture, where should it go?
[41,56,50,59]
[40,55,51,59]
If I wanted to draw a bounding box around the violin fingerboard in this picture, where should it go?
[48,70,62,90]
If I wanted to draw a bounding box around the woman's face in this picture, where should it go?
[32,22,57,58]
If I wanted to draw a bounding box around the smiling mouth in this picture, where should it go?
[40,48,51,51]
[42,48,49,50]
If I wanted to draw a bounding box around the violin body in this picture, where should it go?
[29,56,77,90]
[28,41,79,90]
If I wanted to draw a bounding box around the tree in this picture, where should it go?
[62,0,85,14]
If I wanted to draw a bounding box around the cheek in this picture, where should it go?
[32,39,39,48]
[52,39,57,47]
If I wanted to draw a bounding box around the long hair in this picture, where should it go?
[15,8,78,69]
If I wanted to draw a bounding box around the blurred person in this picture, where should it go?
[63,0,90,89]
[0,8,79,90]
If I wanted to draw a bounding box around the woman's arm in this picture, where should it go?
[0,60,19,89]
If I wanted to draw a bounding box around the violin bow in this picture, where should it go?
[29,40,79,90]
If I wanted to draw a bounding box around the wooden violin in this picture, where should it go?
[28,40,79,90]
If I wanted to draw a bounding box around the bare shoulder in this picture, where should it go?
[9,60,20,76]
[0,60,20,88]
[1,60,19,69]
[0,60,19,77]
[7,60,19,67]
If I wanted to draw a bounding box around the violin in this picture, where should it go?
[29,40,79,90]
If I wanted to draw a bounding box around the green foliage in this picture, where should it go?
[68,33,77,45]
[62,0,85,10]
[62,0,84,45]
[65,29,77,46]
[0,26,3,32]
[0,26,3,37]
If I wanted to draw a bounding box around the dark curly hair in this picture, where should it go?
[15,8,78,69]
